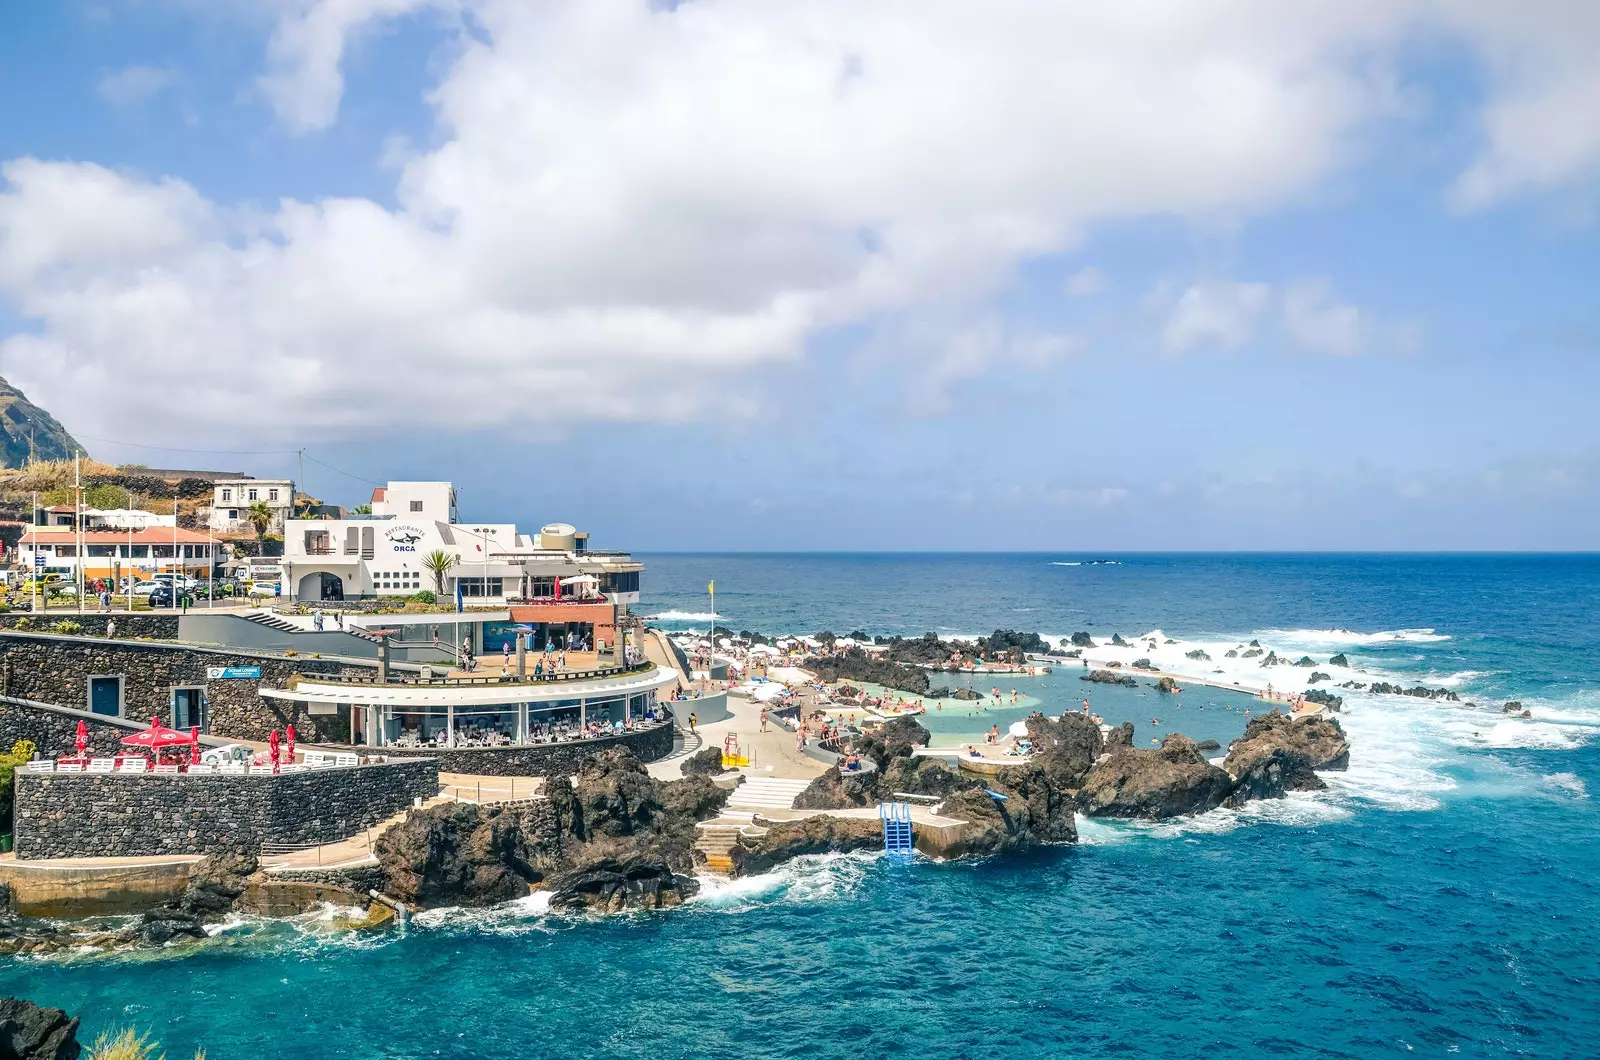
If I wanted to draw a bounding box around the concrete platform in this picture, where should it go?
[0,852,200,916]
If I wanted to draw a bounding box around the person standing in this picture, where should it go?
[106,617,117,639]
[759,708,768,732]
[688,712,697,734]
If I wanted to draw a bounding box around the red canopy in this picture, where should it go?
[120,717,193,749]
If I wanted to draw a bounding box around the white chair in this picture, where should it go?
[152,763,180,775]
[335,753,360,768]
[120,758,150,774]
[88,758,115,773]
[56,763,84,773]
[279,763,305,773]
[248,764,275,775]
[220,762,247,775]
[23,760,54,773]
[188,763,216,775]
[302,751,327,767]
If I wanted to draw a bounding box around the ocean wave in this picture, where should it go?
[650,610,722,622]
[1544,772,1589,798]
[1049,561,1081,566]
[1254,627,1452,646]
[690,850,880,913]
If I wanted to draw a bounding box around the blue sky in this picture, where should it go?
[1,2,1597,550]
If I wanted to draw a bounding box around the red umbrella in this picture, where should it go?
[74,719,89,758]
[553,576,562,602]
[269,729,281,775]
[285,724,296,765]
[189,726,200,767]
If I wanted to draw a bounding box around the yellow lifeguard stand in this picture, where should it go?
[721,734,749,768]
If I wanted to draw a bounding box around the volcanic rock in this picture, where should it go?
[1103,722,1136,751]
[1082,669,1137,687]
[1328,653,1349,667]
[679,744,727,778]
[1225,710,1350,773]
[1155,676,1179,693]
[1502,701,1524,714]
[1077,735,1234,820]
[545,858,699,912]
[0,997,80,1060]
[117,910,208,946]
[729,814,883,876]
[1070,632,1095,648]
[1111,634,1130,647]
[1307,672,1331,685]
[1303,689,1343,711]
[1186,649,1212,661]
[179,851,259,916]
[1131,658,1157,671]
[950,687,984,701]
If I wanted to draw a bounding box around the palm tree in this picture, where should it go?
[247,500,273,539]
[422,550,455,595]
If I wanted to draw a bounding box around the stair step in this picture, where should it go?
[701,854,735,876]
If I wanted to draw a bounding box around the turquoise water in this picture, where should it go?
[7,554,1600,1058]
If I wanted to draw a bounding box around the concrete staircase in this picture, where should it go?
[692,822,747,876]
[245,610,303,634]
[725,776,812,814]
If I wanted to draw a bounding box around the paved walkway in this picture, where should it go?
[0,852,202,870]
[645,691,828,782]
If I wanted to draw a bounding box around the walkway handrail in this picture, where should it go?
[306,660,656,688]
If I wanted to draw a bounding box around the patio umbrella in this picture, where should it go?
[189,727,201,766]
[120,717,192,762]
[286,723,296,765]
[269,729,281,775]
[553,576,562,602]
[74,719,88,758]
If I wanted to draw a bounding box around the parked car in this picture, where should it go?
[148,585,192,608]
[133,580,162,595]
[152,573,197,591]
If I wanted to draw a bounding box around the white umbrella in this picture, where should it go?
[1008,721,1030,739]
[749,644,780,656]
[753,683,788,702]
[716,637,732,648]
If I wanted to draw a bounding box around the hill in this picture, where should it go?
[0,375,84,468]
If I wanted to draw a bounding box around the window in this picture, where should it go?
[457,577,504,598]
[228,509,238,520]
[130,545,150,558]
[268,489,279,501]
[247,488,259,501]
[410,500,424,512]
[88,545,117,557]
[221,489,232,502]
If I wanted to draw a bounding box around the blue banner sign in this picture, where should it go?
[206,666,262,680]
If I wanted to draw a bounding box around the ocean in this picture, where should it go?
[6,553,1599,1058]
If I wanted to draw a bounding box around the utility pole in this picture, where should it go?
[75,450,84,615]
[297,448,305,516]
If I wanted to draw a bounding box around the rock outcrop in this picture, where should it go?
[1186,649,1212,661]
[950,687,983,701]
[0,997,80,1060]
[729,814,883,876]
[1328,653,1349,667]
[1070,632,1095,648]
[1155,676,1179,693]
[1082,669,1137,687]
[545,858,699,912]
[375,748,730,911]
[179,852,259,915]
[115,910,208,947]
[1225,710,1350,774]
[1077,735,1234,820]
[679,744,727,777]
[1303,689,1343,711]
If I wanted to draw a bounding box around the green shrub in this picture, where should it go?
[51,620,83,635]
[409,590,437,604]
[14,616,34,630]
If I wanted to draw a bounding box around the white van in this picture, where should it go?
[152,573,198,591]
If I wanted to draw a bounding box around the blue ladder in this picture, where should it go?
[879,802,914,855]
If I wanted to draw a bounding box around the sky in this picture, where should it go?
[0,1,1598,550]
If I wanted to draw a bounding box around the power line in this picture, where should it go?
[302,452,385,487]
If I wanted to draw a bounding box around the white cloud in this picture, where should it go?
[1280,278,1369,356]
[97,65,179,110]
[1,0,1594,446]
[1161,280,1272,353]
[1063,266,1107,298]
[1439,0,1600,209]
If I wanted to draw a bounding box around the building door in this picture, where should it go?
[172,687,208,733]
[88,676,121,716]
[319,572,344,601]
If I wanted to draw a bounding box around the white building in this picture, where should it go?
[207,478,295,535]
[280,480,641,612]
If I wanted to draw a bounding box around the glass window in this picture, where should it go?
[269,489,279,501]
[410,500,424,512]
[221,489,232,502]
[247,488,258,501]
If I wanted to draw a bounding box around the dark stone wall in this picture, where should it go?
[0,631,367,743]
[0,613,179,638]
[368,721,674,777]
[14,758,439,859]
[0,697,157,759]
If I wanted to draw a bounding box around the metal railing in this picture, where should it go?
[316,660,656,687]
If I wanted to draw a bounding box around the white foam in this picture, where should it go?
[1254,627,1451,645]
[1049,562,1081,566]
[650,610,722,622]
[1544,772,1589,798]
[690,850,880,912]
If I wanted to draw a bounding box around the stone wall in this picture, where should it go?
[368,721,674,777]
[14,758,439,859]
[0,613,179,638]
[0,631,371,743]
[0,696,187,760]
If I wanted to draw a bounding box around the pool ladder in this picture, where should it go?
[879,801,913,855]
